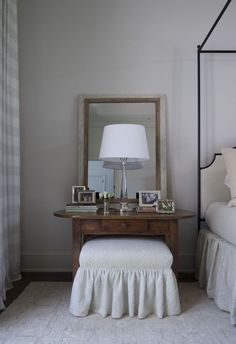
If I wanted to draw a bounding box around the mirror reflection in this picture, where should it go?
[78,95,166,200]
[88,103,156,198]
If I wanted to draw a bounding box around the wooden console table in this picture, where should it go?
[54,209,194,279]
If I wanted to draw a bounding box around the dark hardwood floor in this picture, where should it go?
[1,271,196,313]
[178,272,196,283]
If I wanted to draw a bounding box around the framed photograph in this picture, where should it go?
[72,186,86,203]
[139,190,161,207]
[156,200,175,213]
[78,190,96,204]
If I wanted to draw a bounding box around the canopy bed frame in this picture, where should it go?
[197,0,236,325]
[197,0,236,227]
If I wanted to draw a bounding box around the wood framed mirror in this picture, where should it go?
[78,95,167,200]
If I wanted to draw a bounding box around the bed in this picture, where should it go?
[196,150,236,325]
[196,0,236,326]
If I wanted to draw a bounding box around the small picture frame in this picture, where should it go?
[72,186,86,203]
[156,200,175,213]
[78,190,96,204]
[139,190,161,207]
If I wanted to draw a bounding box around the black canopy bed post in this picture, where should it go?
[197,0,236,230]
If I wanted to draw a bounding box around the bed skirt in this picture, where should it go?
[196,229,236,325]
[70,267,180,319]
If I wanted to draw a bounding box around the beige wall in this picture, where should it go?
[18,0,236,272]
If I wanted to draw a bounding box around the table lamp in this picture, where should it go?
[99,124,150,213]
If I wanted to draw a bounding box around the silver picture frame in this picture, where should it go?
[72,185,86,203]
[156,199,175,213]
[138,190,161,207]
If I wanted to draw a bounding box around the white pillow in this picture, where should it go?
[221,148,236,207]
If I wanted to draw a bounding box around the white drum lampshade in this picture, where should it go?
[99,124,150,162]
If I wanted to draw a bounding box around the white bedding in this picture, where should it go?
[205,201,236,246]
[197,229,236,325]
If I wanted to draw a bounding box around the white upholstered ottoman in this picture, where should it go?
[70,237,180,319]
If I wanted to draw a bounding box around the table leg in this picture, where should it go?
[72,219,82,279]
[169,220,178,279]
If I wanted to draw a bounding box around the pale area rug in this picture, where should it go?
[0,282,235,344]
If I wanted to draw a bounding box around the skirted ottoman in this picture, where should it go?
[70,236,180,319]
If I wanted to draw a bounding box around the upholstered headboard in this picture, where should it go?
[201,154,230,219]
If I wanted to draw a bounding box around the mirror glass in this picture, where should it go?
[88,103,155,198]
[78,96,167,200]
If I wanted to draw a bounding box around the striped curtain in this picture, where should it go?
[0,0,20,309]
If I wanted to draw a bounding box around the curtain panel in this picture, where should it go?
[0,0,20,309]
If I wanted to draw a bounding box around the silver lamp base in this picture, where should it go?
[120,201,129,214]
[120,158,128,214]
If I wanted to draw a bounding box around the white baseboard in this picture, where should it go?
[21,251,72,272]
[179,253,196,272]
